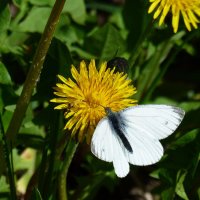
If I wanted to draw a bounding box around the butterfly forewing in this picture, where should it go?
[121,105,185,140]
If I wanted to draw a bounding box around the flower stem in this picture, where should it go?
[6,0,66,142]
[59,138,79,200]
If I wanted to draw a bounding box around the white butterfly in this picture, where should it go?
[91,105,185,178]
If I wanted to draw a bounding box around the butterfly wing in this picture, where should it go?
[120,105,184,166]
[121,105,185,140]
[111,133,129,177]
[123,125,164,166]
[91,118,113,162]
[91,105,184,176]
[91,117,129,177]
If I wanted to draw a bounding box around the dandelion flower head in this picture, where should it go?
[148,0,200,33]
[51,60,137,143]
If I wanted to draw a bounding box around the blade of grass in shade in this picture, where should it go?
[25,146,50,200]
[135,39,174,101]
[30,187,43,200]
[128,20,153,69]
[0,115,17,200]
[37,110,66,199]
[16,134,44,150]
[37,134,49,197]
[142,30,199,103]
[59,137,79,200]
[6,0,66,143]
[42,111,63,199]
[24,112,63,199]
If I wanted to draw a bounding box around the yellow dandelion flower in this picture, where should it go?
[51,59,137,143]
[148,0,200,33]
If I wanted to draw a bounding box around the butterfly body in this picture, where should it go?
[105,107,133,153]
[91,105,185,178]
[107,57,129,73]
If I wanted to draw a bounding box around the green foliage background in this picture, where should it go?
[0,0,200,199]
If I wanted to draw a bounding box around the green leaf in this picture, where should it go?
[198,187,200,199]
[18,7,51,33]
[29,0,54,6]
[161,187,175,200]
[12,148,36,196]
[0,3,11,53]
[169,129,200,178]
[154,128,200,187]
[35,39,73,102]
[0,62,12,85]
[0,85,18,114]
[54,15,75,46]
[175,170,189,200]
[74,171,116,200]
[170,129,199,149]
[0,3,10,32]
[150,168,176,185]
[122,0,151,51]
[84,24,126,63]
[63,0,86,24]
[1,110,13,132]
[29,0,86,24]
[4,105,16,112]
[180,101,200,112]
[0,176,9,192]
[1,31,28,54]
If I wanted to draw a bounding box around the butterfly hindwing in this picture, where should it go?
[91,118,113,162]
[123,125,164,166]
[112,132,129,177]
[91,117,130,177]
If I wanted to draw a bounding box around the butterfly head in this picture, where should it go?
[105,107,112,115]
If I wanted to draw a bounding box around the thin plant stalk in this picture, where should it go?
[6,0,66,142]
[0,116,17,200]
[59,138,79,200]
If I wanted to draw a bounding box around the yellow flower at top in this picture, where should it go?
[51,60,137,143]
[148,0,200,33]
